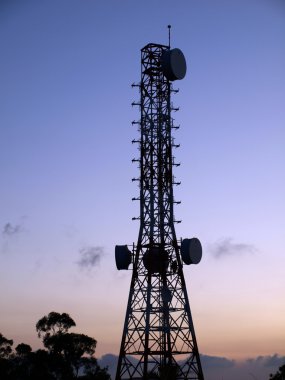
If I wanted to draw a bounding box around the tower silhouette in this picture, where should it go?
[115,35,204,380]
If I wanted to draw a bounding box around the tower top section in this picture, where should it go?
[141,43,187,82]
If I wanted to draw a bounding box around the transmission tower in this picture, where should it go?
[115,31,204,380]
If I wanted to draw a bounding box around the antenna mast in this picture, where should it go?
[115,32,204,380]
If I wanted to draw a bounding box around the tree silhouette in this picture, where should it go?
[15,343,32,357]
[0,333,14,379]
[36,311,109,379]
[0,333,13,359]
[43,332,97,376]
[36,312,76,340]
[0,312,110,380]
[270,364,285,380]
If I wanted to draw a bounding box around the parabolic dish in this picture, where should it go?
[161,48,187,81]
[115,245,132,270]
[143,247,169,273]
[181,238,202,265]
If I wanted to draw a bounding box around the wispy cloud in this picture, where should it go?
[210,238,256,259]
[77,246,103,270]
[2,222,23,236]
[1,221,25,254]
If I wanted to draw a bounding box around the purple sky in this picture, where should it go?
[0,1,285,379]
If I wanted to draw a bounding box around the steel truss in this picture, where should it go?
[116,43,204,380]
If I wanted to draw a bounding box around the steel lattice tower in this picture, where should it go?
[115,37,204,380]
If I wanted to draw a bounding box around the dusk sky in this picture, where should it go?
[0,1,284,379]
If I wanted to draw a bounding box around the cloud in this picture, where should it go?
[98,354,139,380]
[98,354,118,378]
[77,246,103,270]
[247,354,285,368]
[1,220,26,254]
[99,354,235,376]
[2,222,22,236]
[98,353,285,380]
[263,354,285,368]
[200,354,235,369]
[210,237,256,259]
